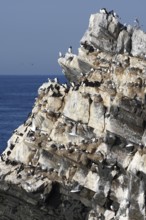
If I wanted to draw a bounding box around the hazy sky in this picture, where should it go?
[0,0,146,75]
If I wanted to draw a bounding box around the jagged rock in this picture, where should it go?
[88,101,105,135]
[132,29,146,57]
[1,8,146,220]
[116,29,132,53]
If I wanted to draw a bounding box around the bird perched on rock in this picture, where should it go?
[59,52,62,58]
[54,77,58,83]
[70,183,82,193]
[80,41,94,53]
[49,143,57,152]
[99,8,108,15]
[68,46,72,54]
[125,143,134,151]
[134,18,140,29]
[59,52,63,58]
[109,10,119,19]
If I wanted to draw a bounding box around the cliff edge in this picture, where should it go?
[1,9,146,220]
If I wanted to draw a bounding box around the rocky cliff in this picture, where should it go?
[1,9,146,220]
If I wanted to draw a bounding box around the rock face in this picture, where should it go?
[1,9,146,220]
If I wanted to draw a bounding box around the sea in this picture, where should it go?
[0,74,66,153]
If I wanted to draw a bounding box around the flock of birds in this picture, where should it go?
[0,8,145,219]
[99,8,140,29]
[58,8,141,60]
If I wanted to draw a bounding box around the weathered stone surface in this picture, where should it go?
[132,29,146,57]
[88,101,105,135]
[63,90,90,123]
[116,29,132,53]
[1,8,146,220]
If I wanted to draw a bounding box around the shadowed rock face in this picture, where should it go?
[1,8,146,220]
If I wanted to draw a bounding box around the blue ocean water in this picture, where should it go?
[0,74,66,153]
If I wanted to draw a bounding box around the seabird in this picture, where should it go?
[80,72,84,77]
[90,68,94,72]
[69,125,78,137]
[1,154,5,162]
[134,18,140,28]
[16,163,24,174]
[10,143,15,150]
[7,151,11,156]
[68,147,74,154]
[58,144,65,150]
[15,137,19,143]
[48,167,54,173]
[59,52,63,57]
[70,184,82,193]
[92,138,97,143]
[91,163,99,173]
[28,162,32,166]
[17,174,22,179]
[138,143,144,153]
[121,23,127,31]
[54,77,58,83]
[48,78,52,83]
[125,143,134,153]
[49,144,57,152]
[80,41,94,53]
[62,83,68,89]
[109,10,119,18]
[24,126,28,132]
[70,82,75,87]
[68,46,72,53]
[11,160,18,166]
[99,8,108,15]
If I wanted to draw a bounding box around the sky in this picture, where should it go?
[0,1,146,75]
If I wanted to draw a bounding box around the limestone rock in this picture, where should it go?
[63,90,90,123]
[116,29,132,53]
[1,8,146,220]
[131,29,146,57]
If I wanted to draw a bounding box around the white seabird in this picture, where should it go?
[62,83,68,89]
[54,77,58,83]
[70,184,81,193]
[48,78,52,84]
[109,10,119,18]
[126,143,134,148]
[70,82,75,87]
[90,68,94,72]
[59,52,63,57]
[68,46,72,54]
[99,8,108,14]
